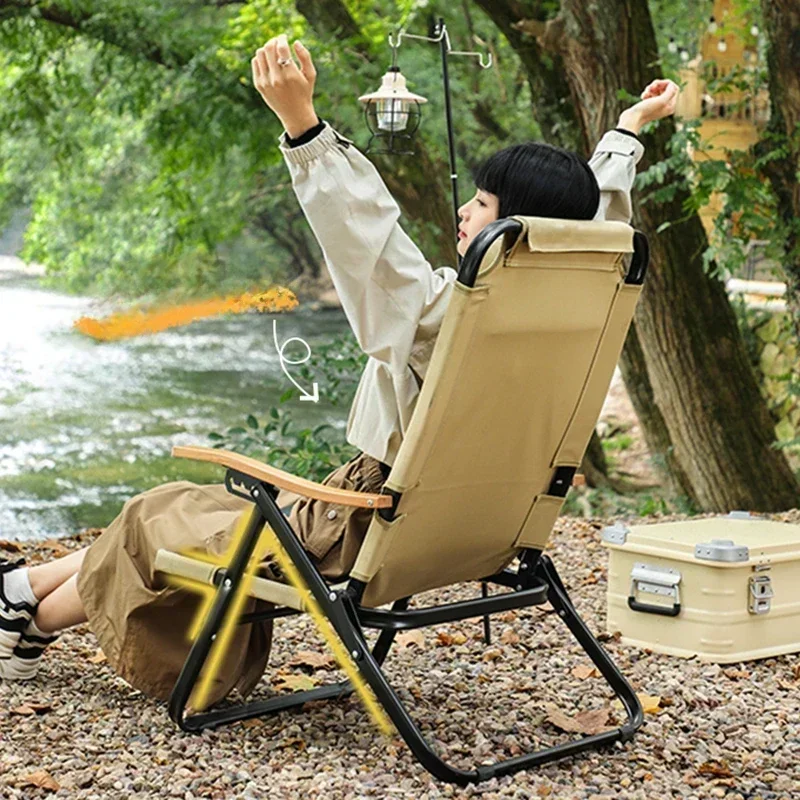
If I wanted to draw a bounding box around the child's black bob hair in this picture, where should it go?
[471,141,600,222]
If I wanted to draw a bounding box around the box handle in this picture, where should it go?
[628,562,681,617]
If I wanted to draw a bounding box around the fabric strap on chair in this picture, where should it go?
[351,216,640,608]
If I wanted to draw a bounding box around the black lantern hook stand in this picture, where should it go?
[358,17,492,266]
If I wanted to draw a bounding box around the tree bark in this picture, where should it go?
[758,0,800,332]
[476,0,799,511]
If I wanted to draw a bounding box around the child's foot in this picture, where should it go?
[0,619,60,681]
[0,558,39,659]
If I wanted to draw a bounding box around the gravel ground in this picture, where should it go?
[2,511,800,800]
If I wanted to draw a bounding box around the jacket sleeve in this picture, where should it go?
[278,121,454,378]
[588,130,645,224]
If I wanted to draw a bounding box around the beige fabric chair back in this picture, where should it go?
[352,216,643,607]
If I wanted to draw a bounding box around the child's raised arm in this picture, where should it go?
[253,35,455,379]
[589,78,680,223]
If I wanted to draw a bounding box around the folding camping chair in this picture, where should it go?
[154,214,650,786]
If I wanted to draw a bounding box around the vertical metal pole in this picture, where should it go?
[437,17,463,269]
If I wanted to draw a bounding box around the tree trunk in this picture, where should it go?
[476,0,799,511]
[758,0,800,332]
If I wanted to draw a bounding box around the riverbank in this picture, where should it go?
[0,266,353,540]
[2,510,799,798]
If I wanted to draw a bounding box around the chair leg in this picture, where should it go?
[342,559,644,785]
[480,581,492,645]
[170,592,406,733]
[167,480,643,785]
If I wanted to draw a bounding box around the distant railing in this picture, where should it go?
[726,277,787,312]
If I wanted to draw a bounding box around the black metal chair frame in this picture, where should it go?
[165,218,649,786]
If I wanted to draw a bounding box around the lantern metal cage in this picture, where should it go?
[358,67,427,156]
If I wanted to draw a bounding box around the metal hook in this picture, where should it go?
[448,49,493,69]
[388,25,491,68]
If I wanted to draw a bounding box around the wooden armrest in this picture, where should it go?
[172,445,392,509]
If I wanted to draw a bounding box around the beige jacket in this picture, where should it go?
[278,122,644,467]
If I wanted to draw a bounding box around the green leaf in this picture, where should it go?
[246,414,259,429]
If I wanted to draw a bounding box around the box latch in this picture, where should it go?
[749,573,773,615]
[628,562,681,617]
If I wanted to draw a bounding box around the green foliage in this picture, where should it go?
[208,330,368,481]
[636,63,784,282]
[1,0,532,296]
[602,433,634,452]
[562,485,699,519]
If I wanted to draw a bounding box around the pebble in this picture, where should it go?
[3,512,800,798]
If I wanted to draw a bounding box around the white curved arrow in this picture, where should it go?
[272,319,319,402]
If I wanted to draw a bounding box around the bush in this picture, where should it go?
[208,328,368,483]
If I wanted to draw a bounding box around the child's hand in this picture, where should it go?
[638,79,680,120]
[618,78,680,135]
[252,34,319,138]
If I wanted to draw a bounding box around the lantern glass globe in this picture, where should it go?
[376,98,411,132]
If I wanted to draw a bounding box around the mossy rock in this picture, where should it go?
[763,377,790,405]
[760,343,790,378]
[775,417,796,442]
[756,315,782,343]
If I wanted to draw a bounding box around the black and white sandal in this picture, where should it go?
[0,623,60,680]
[0,558,38,659]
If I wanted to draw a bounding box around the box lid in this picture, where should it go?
[601,513,800,563]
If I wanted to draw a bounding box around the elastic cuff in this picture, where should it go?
[278,122,354,165]
[614,127,643,144]
[594,129,645,161]
[285,116,324,147]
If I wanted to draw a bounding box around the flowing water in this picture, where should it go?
[0,259,351,540]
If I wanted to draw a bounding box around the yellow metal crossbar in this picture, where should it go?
[166,506,393,734]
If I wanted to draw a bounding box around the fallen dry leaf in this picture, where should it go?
[482,648,503,662]
[722,668,751,680]
[612,693,662,714]
[0,539,22,553]
[87,650,107,664]
[286,650,336,671]
[241,718,264,728]
[543,703,613,735]
[396,630,425,649]
[778,679,800,690]
[697,760,733,778]
[435,631,468,646]
[278,736,307,750]
[11,702,51,716]
[499,628,520,645]
[273,674,319,692]
[572,664,601,680]
[793,662,800,681]
[40,538,71,557]
[18,770,60,792]
[597,630,622,643]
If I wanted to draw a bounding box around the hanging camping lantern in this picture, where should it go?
[357,20,491,265]
[357,66,427,154]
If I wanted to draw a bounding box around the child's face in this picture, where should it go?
[456,189,499,257]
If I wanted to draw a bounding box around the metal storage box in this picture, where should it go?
[600,512,800,663]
